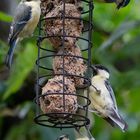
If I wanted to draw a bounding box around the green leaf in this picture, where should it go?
[98,20,140,51]
[0,11,12,22]
[129,87,140,112]
[3,43,37,100]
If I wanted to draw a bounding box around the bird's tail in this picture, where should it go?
[105,109,128,132]
[5,38,18,68]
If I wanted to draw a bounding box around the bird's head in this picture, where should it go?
[56,134,69,140]
[117,0,130,9]
[92,64,110,79]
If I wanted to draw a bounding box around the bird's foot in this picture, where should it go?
[91,85,101,94]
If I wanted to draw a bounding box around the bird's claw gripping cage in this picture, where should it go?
[34,0,93,129]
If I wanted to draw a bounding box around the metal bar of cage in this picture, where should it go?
[86,0,94,118]
[62,0,66,112]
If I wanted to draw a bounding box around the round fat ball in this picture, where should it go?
[53,45,87,87]
[45,3,83,49]
[40,76,77,117]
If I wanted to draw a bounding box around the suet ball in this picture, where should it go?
[40,76,77,117]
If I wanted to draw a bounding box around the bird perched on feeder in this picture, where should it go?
[56,134,69,140]
[56,128,95,140]
[75,126,95,140]
[87,64,127,132]
[76,137,94,140]
[56,134,95,140]
[6,0,41,68]
[95,0,130,9]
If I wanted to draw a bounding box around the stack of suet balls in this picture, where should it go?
[39,0,88,123]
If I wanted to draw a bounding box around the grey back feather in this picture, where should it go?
[8,3,32,43]
[105,80,118,110]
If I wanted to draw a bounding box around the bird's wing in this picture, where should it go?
[104,80,128,131]
[104,109,128,131]
[97,0,115,3]
[8,3,32,44]
[104,80,118,110]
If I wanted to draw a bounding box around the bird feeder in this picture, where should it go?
[34,0,93,129]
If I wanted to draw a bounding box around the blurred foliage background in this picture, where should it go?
[0,0,140,140]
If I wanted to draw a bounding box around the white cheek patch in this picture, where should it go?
[98,70,109,79]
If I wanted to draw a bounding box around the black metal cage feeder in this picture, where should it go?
[34,0,94,129]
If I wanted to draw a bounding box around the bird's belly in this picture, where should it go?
[89,91,112,117]
[19,16,39,37]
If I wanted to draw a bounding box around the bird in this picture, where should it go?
[56,127,95,140]
[115,0,130,9]
[6,0,41,68]
[87,64,128,132]
[75,126,95,140]
[95,0,130,9]
[56,134,69,140]
[76,137,94,140]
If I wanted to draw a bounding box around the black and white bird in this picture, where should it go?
[6,0,41,68]
[56,134,69,140]
[76,137,95,140]
[96,0,130,9]
[75,125,95,140]
[88,64,128,131]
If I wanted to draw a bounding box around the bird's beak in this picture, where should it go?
[91,65,97,71]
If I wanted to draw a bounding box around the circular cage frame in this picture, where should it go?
[34,0,94,129]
